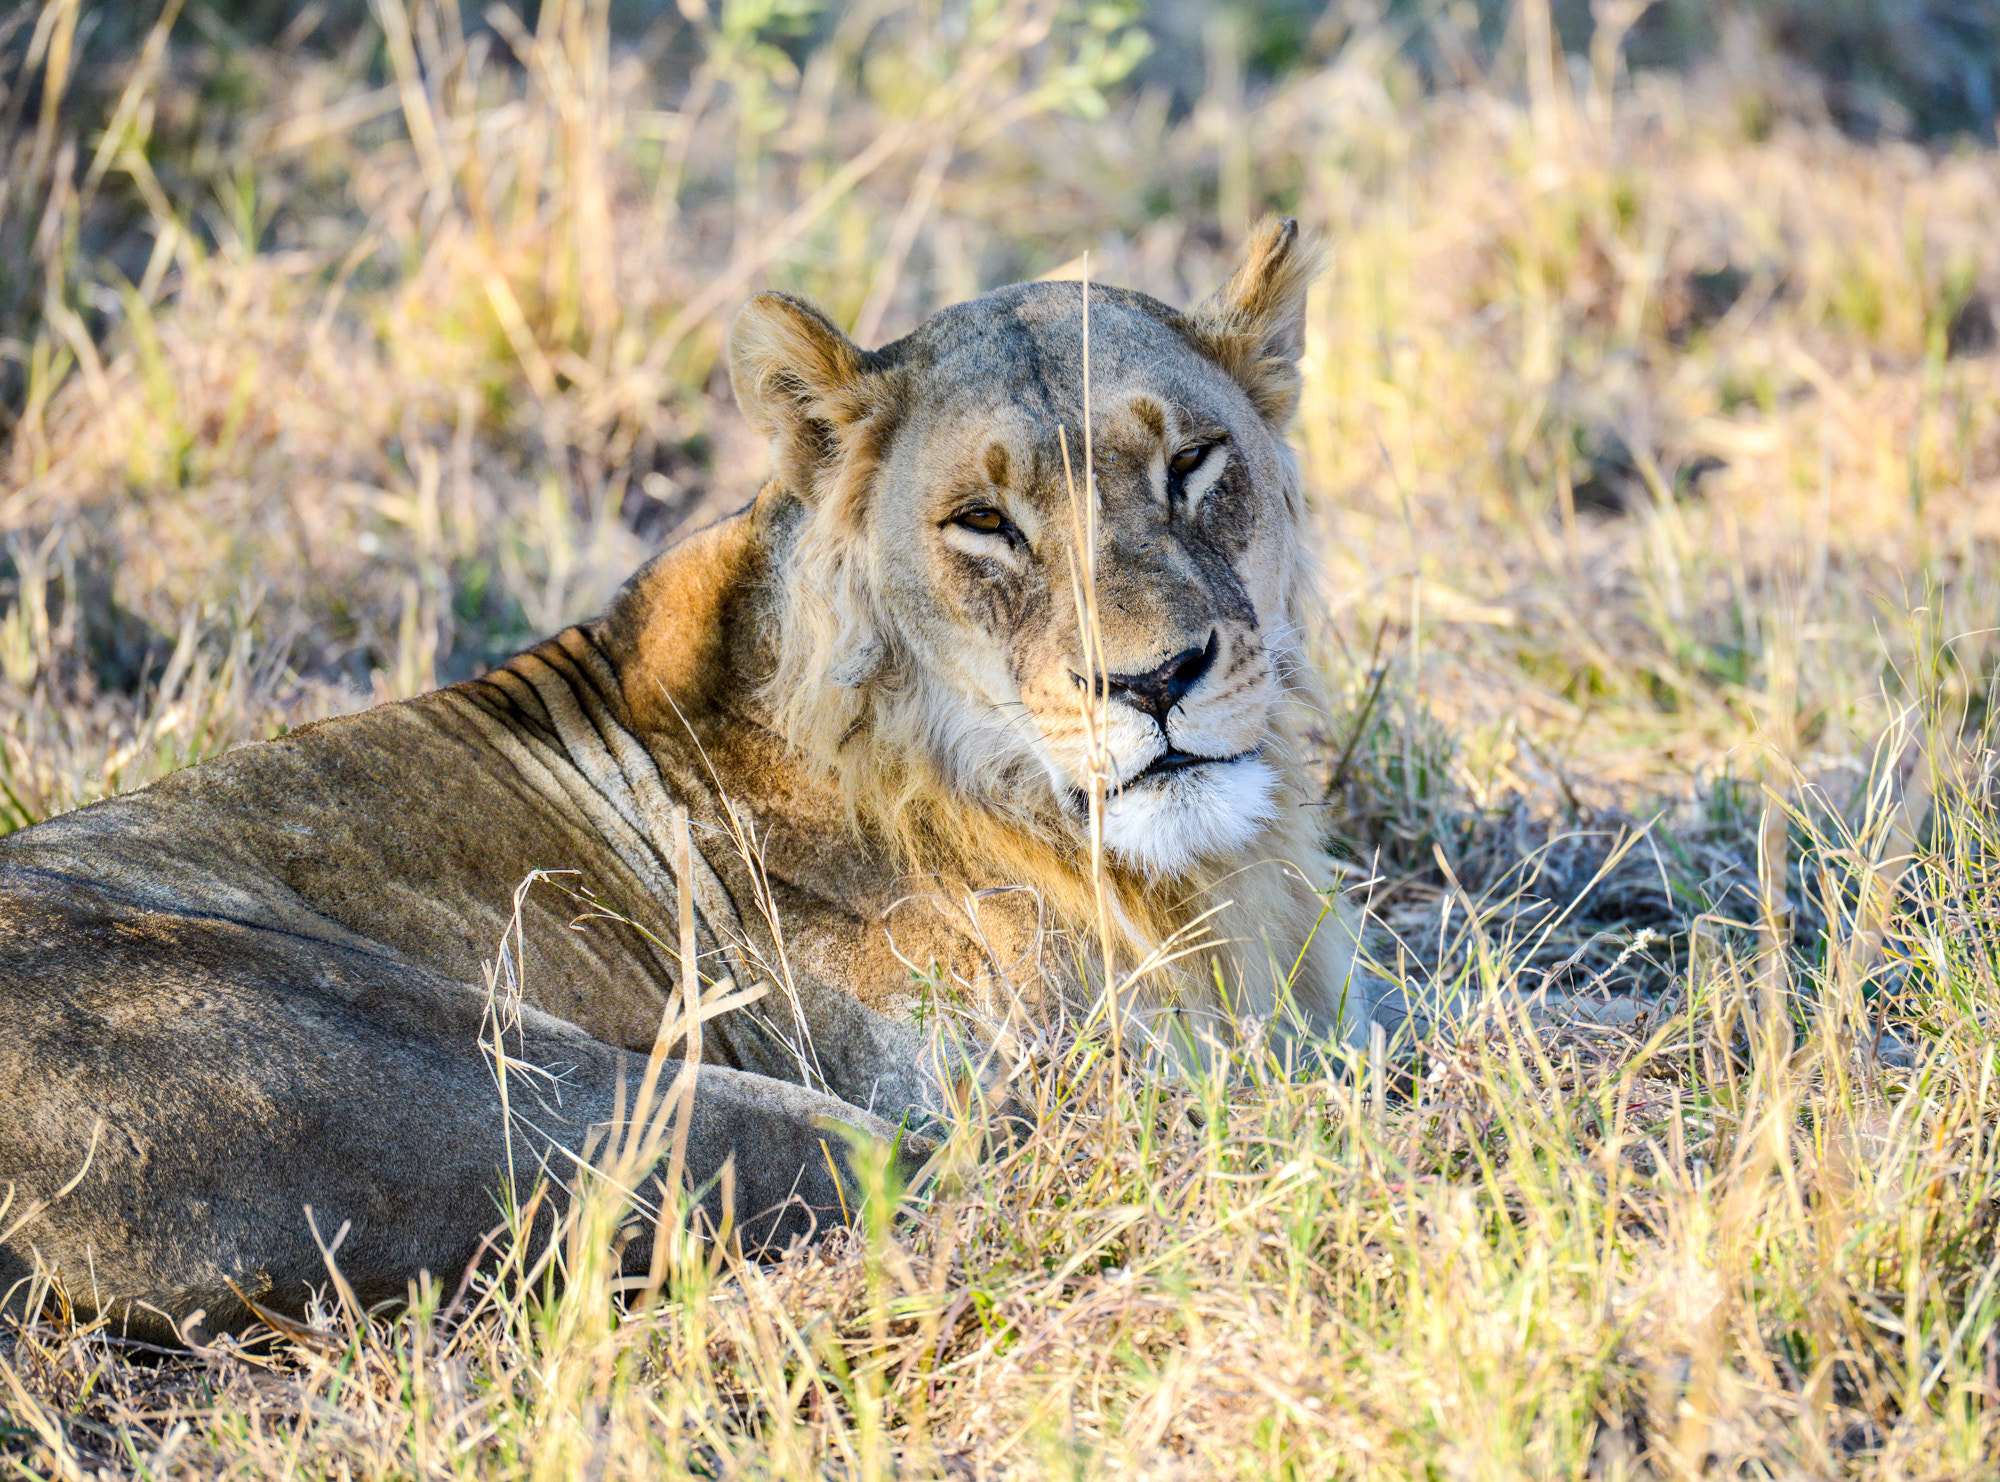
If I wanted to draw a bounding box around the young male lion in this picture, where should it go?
[0,219,1372,1340]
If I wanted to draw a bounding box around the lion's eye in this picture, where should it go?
[1168,443,1212,480]
[952,507,1009,536]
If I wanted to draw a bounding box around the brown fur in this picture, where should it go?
[0,221,1369,1341]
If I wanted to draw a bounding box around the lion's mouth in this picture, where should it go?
[1062,748,1262,817]
[1123,747,1258,788]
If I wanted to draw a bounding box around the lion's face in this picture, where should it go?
[734,221,1320,878]
[867,288,1304,875]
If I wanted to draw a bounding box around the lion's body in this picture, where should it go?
[0,222,1371,1340]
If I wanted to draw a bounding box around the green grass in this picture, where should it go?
[7,0,2000,1474]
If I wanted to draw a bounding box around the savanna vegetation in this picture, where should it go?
[6,0,2000,1474]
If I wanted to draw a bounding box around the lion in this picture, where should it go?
[0,219,1372,1341]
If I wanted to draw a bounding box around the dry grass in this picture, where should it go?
[7,0,2000,1474]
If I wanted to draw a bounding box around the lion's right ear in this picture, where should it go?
[1184,217,1324,427]
[729,293,887,499]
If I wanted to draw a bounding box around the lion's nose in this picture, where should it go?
[1104,630,1218,726]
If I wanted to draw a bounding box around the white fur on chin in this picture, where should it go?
[1100,756,1280,877]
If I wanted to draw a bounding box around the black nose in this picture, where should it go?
[1105,631,1218,727]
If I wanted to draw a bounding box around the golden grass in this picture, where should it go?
[7,0,2000,1474]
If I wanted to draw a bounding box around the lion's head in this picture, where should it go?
[731,220,1324,890]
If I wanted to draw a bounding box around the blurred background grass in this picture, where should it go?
[7,0,2000,1474]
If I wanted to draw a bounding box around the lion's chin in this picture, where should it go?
[1100,755,1279,878]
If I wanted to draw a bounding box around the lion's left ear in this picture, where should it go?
[1185,217,1324,427]
[729,292,892,500]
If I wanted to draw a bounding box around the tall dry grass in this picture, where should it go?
[6,0,2000,1474]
